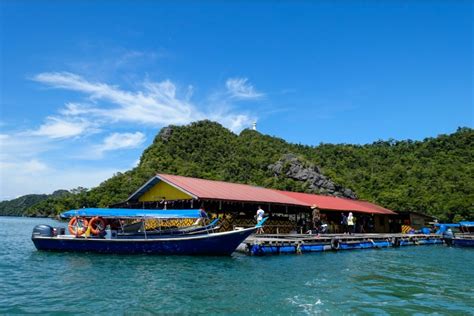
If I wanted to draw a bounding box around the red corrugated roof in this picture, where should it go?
[154,174,396,215]
[158,174,303,206]
[349,200,397,215]
[278,191,397,215]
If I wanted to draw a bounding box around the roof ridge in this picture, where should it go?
[158,173,270,189]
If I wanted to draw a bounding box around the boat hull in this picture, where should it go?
[453,238,474,247]
[32,228,256,256]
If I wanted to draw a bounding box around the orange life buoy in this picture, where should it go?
[68,217,89,236]
[89,217,107,235]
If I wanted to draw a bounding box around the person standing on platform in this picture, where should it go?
[347,212,355,235]
[256,206,265,234]
[341,213,348,234]
[311,204,322,235]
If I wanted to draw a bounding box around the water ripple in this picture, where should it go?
[0,217,473,315]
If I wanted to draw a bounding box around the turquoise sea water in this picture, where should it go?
[0,217,473,315]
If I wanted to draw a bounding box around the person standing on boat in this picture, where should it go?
[347,212,355,235]
[256,206,265,234]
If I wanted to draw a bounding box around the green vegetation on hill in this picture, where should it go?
[7,121,474,222]
[0,190,70,217]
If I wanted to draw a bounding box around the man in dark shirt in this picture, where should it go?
[341,213,348,234]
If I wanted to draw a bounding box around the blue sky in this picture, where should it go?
[0,1,472,199]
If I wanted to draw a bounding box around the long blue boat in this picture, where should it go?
[60,208,221,238]
[32,208,267,255]
[435,221,474,247]
[453,221,474,247]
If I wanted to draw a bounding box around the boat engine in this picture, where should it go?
[32,225,54,238]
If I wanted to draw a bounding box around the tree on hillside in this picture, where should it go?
[8,121,472,221]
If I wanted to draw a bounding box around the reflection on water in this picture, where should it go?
[0,217,473,314]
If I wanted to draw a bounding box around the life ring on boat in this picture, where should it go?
[89,216,107,235]
[331,238,340,250]
[68,217,89,236]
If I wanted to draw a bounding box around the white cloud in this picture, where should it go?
[66,49,164,82]
[0,72,263,198]
[59,102,96,116]
[29,116,96,139]
[33,72,199,125]
[209,113,253,134]
[131,159,140,168]
[100,132,146,152]
[68,132,146,160]
[0,132,52,160]
[22,159,49,173]
[0,162,122,200]
[226,77,264,100]
[32,72,256,132]
[0,159,48,175]
[0,131,132,200]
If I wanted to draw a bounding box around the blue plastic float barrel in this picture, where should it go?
[301,245,325,252]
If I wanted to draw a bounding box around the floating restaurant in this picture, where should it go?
[117,173,397,234]
[32,173,473,256]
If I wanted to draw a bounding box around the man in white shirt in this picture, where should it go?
[256,206,265,233]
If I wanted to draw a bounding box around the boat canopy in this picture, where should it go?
[434,223,460,234]
[434,222,474,234]
[434,223,460,227]
[60,208,207,219]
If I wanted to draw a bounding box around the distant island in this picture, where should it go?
[0,190,70,217]
[1,121,472,222]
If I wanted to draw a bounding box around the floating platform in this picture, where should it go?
[237,233,444,255]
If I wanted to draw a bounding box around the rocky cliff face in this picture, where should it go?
[157,126,174,142]
[268,153,357,199]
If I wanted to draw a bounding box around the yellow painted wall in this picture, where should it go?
[138,181,192,202]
